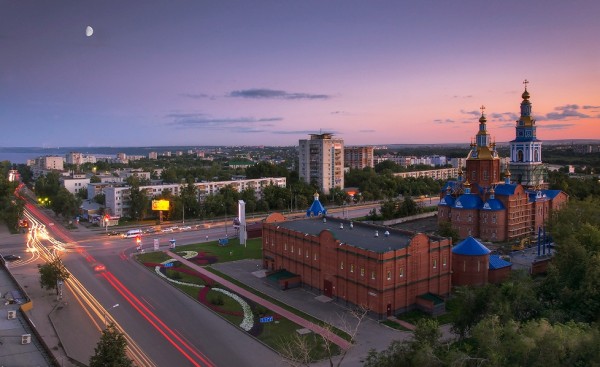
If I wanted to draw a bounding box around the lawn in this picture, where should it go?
[135,240,344,362]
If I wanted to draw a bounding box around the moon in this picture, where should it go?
[85,26,94,37]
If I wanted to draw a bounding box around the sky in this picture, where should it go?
[1,1,599,148]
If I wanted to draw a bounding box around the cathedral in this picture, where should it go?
[438,81,568,242]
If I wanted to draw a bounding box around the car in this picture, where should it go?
[93,263,106,272]
[2,254,21,262]
[160,227,174,233]
[145,227,157,233]
[106,230,120,236]
[180,226,192,231]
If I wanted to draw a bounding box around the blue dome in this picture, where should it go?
[452,236,491,256]
[454,193,483,209]
[306,195,327,217]
[482,198,504,210]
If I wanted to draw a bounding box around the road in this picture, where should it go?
[23,203,282,367]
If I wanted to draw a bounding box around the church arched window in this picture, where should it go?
[517,150,524,162]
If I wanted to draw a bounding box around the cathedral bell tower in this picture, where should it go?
[465,105,501,189]
[509,80,546,188]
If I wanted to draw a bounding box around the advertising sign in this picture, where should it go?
[152,199,170,211]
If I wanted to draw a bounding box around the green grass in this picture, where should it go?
[135,237,350,361]
[177,237,263,262]
[396,308,454,326]
[380,319,411,331]
[204,266,352,342]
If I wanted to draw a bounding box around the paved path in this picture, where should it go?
[166,250,352,350]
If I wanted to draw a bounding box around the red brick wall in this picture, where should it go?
[488,266,511,284]
[451,253,488,287]
[262,221,452,318]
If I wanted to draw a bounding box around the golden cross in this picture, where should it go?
[480,105,486,115]
[523,79,529,89]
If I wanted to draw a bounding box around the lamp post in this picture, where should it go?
[104,303,120,326]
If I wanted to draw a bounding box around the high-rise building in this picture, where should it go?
[298,133,344,194]
[344,146,374,169]
[509,80,546,188]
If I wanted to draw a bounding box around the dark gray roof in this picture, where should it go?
[273,216,418,253]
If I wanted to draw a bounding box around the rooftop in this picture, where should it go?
[274,216,428,253]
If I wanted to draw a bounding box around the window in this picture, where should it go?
[477,261,481,272]
[360,268,365,277]
[284,243,287,251]
[387,271,391,280]
[371,271,375,280]
[305,250,309,258]
[483,170,488,180]
[340,261,344,270]
[291,245,294,253]
[399,267,404,278]
[314,253,317,261]
[433,259,437,269]
[443,256,447,267]
[298,248,301,255]
[492,215,496,224]
[350,264,354,273]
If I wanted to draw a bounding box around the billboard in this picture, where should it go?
[152,199,170,211]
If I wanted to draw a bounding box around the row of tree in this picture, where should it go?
[365,196,600,366]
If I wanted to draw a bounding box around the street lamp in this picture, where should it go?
[104,303,120,326]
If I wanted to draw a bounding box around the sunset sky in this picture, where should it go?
[1,1,599,147]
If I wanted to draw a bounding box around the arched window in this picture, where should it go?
[534,149,539,162]
[517,150,524,162]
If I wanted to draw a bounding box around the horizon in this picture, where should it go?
[2,2,599,147]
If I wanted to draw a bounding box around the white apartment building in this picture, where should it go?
[195,177,286,200]
[148,152,158,160]
[298,133,344,194]
[103,177,286,218]
[66,152,97,165]
[61,177,91,195]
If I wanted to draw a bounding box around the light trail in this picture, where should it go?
[23,206,155,366]
[103,271,216,367]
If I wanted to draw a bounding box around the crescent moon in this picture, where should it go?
[85,26,94,37]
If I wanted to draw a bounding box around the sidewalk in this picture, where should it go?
[7,259,100,367]
[166,251,353,350]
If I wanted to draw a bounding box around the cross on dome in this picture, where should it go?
[523,79,529,90]
[480,105,486,115]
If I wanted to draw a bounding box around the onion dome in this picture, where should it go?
[522,89,530,100]
[452,236,491,255]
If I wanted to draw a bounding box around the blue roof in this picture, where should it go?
[454,193,483,209]
[510,137,542,143]
[439,194,455,206]
[489,255,512,270]
[543,190,562,199]
[306,197,327,217]
[452,236,491,256]
[482,198,505,210]
[494,183,518,196]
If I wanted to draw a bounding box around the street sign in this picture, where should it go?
[259,316,274,323]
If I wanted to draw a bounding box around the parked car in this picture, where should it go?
[180,226,192,231]
[2,254,21,262]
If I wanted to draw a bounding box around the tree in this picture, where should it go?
[89,322,133,367]
[279,306,368,367]
[38,257,70,295]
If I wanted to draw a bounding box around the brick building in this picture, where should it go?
[262,198,452,318]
